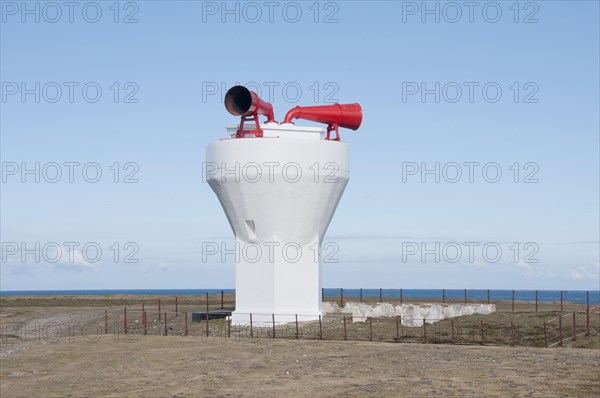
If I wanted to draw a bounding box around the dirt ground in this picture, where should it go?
[1,335,599,397]
[1,296,599,397]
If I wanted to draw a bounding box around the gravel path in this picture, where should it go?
[0,308,104,358]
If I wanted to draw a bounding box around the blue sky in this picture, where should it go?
[1,0,598,290]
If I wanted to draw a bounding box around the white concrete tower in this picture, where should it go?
[205,86,361,324]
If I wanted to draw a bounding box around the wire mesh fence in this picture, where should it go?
[97,307,599,348]
[322,288,599,313]
[4,290,597,347]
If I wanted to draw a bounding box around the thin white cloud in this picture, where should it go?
[50,246,97,270]
[567,269,585,279]
[156,262,168,271]
[515,260,531,270]
[565,263,599,281]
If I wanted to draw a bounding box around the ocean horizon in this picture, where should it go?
[1,288,598,305]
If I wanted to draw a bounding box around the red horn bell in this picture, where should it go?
[282,103,362,141]
[225,85,275,138]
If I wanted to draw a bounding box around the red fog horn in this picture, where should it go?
[224,85,276,138]
[282,103,362,141]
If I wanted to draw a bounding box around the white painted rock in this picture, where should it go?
[323,302,496,327]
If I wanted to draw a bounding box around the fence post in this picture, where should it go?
[184,312,188,336]
[143,311,147,336]
[142,302,145,312]
[227,317,231,338]
[558,316,563,346]
[319,315,323,340]
[442,289,445,304]
[221,290,224,309]
[343,315,348,341]
[450,319,455,344]
[512,290,515,312]
[560,291,563,312]
[379,288,382,303]
[572,312,576,342]
[124,307,127,335]
[464,289,467,304]
[480,320,484,345]
[423,319,426,344]
[400,288,403,304]
[175,297,178,316]
[543,321,547,347]
[104,309,108,334]
[158,300,161,321]
[203,292,209,337]
[164,312,168,336]
[586,291,590,336]
[369,317,373,341]
[535,290,538,312]
[295,314,299,339]
[487,289,490,305]
[359,288,363,302]
[340,288,344,307]
[250,313,253,338]
[272,314,276,339]
[586,308,590,337]
[511,321,515,346]
[395,316,400,343]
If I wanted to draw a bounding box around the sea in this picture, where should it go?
[1,289,598,304]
